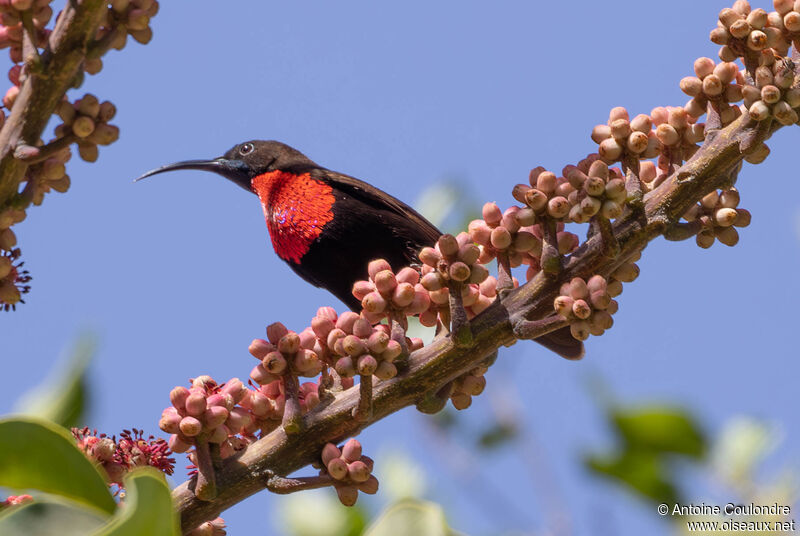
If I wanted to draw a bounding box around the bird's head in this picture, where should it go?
[135,140,315,192]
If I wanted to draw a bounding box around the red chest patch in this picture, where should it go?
[251,171,335,264]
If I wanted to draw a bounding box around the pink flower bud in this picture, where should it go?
[278,332,300,354]
[570,321,590,341]
[169,434,192,453]
[524,189,548,212]
[421,271,443,291]
[266,322,288,344]
[204,406,228,429]
[591,124,611,143]
[572,299,592,319]
[468,263,489,284]
[327,457,348,480]
[170,386,190,410]
[461,375,486,396]
[352,280,374,301]
[437,234,460,257]
[347,460,371,483]
[535,171,557,194]
[554,295,574,317]
[336,485,359,506]
[448,261,471,282]
[207,425,229,444]
[489,227,512,250]
[374,360,398,380]
[366,330,390,354]
[734,208,751,227]
[419,246,441,267]
[341,438,363,463]
[179,416,202,437]
[407,286,431,314]
[429,287,449,305]
[357,355,378,375]
[546,197,570,219]
[248,339,272,360]
[322,443,341,466]
[362,291,387,313]
[294,348,318,372]
[392,282,416,307]
[343,335,367,357]
[185,392,207,417]
[335,356,357,377]
[568,278,589,300]
[481,203,503,226]
[159,408,181,434]
[382,340,402,361]
[358,475,379,494]
[590,290,611,310]
[451,393,472,410]
[715,226,739,246]
[250,364,277,385]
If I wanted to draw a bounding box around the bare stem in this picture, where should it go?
[193,438,217,501]
[281,374,303,434]
[265,472,336,495]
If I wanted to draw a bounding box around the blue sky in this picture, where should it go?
[2,1,798,535]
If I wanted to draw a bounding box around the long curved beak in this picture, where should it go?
[134,158,253,192]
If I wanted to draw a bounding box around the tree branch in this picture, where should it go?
[174,109,774,533]
[0,0,107,206]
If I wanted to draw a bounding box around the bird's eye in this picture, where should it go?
[239,143,254,155]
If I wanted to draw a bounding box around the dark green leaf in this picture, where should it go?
[612,406,707,458]
[476,421,518,450]
[0,417,115,514]
[585,451,680,505]
[93,468,178,536]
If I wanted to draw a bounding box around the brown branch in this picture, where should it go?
[174,110,774,533]
[0,0,107,207]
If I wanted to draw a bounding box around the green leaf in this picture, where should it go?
[0,498,108,536]
[93,468,178,536]
[0,417,115,514]
[585,451,680,505]
[611,406,707,458]
[14,335,95,428]
[365,499,461,536]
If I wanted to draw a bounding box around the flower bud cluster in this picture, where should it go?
[562,159,628,223]
[469,204,538,266]
[0,247,30,311]
[237,376,320,439]
[95,0,160,54]
[320,439,378,506]
[554,275,620,340]
[0,0,52,64]
[711,1,788,62]
[54,94,119,162]
[449,364,488,410]
[352,259,430,322]
[509,167,577,222]
[72,426,174,487]
[249,322,323,386]
[316,309,405,380]
[22,144,72,205]
[681,58,745,124]
[649,106,705,181]
[591,107,660,164]
[187,517,226,536]
[743,59,800,124]
[772,0,800,50]
[418,233,494,324]
[159,376,254,458]
[684,188,751,248]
